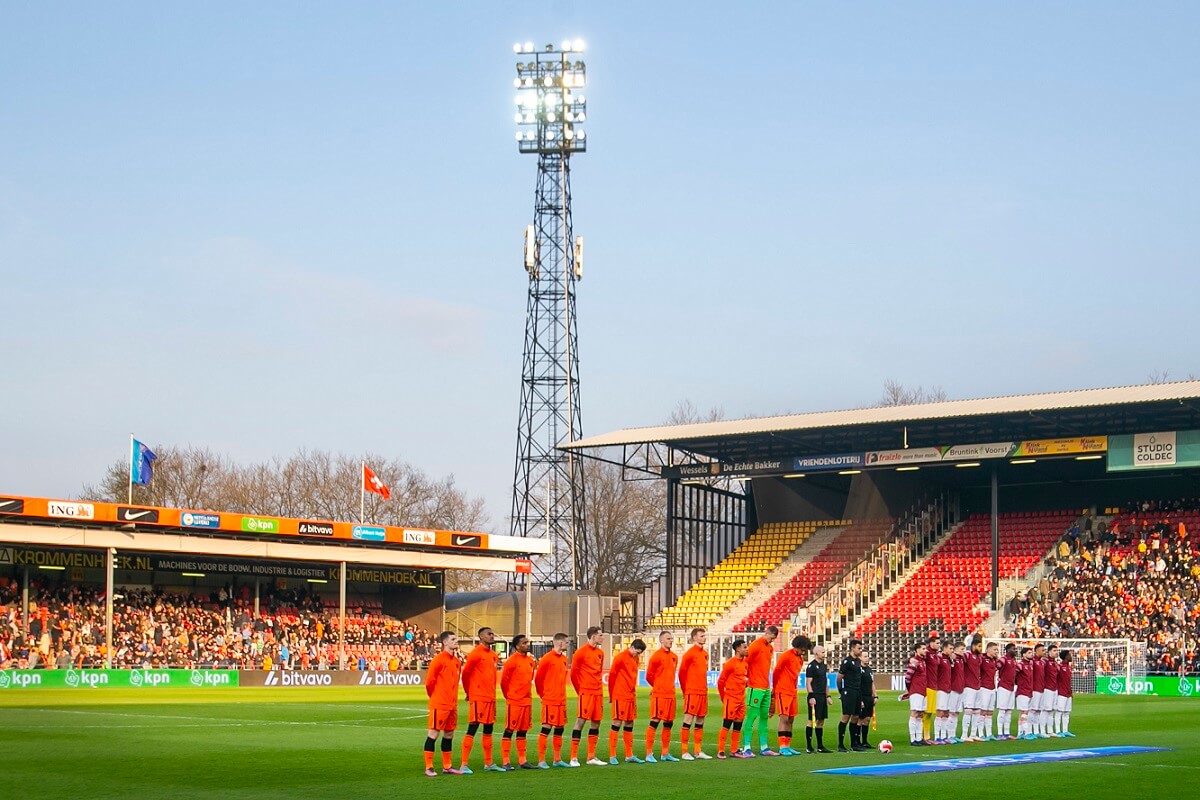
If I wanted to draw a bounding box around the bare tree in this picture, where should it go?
[82,448,490,533]
[579,458,666,595]
[1147,370,1171,384]
[878,379,948,407]
[664,399,725,426]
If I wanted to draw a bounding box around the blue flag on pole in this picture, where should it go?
[131,438,157,486]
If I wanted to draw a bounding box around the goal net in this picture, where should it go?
[983,638,1146,695]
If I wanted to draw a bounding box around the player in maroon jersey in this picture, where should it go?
[1015,647,1036,739]
[978,641,1000,740]
[934,642,953,743]
[960,636,984,741]
[1042,645,1060,738]
[995,643,1018,740]
[902,642,929,746]
[1029,644,1047,738]
[948,643,967,743]
[922,635,941,742]
[1054,649,1075,737]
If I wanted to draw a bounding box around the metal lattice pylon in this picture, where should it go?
[509,42,588,589]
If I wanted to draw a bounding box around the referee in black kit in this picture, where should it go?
[837,639,867,751]
[857,649,879,749]
[805,645,833,753]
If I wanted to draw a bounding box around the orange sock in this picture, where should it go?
[718,728,727,753]
[424,751,434,770]
[693,727,704,752]
[460,735,474,767]
[623,729,633,758]
[441,750,453,770]
[570,737,580,761]
[779,734,790,750]
[609,729,619,759]
[516,737,527,764]
[553,734,563,761]
[731,730,741,752]
[538,733,547,763]
[482,734,493,766]
[681,726,691,754]
[646,727,656,756]
[661,726,671,755]
[501,737,511,766]
[587,733,598,761]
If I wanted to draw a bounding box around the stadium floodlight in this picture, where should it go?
[512,41,587,156]
[1010,458,1037,464]
[955,462,982,468]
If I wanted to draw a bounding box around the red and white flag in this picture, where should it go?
[362,464,391,500]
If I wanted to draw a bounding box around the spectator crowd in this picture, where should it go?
[0,579,436,671]
[1008,500,1200,675]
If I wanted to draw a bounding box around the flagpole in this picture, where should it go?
[128,434,134,505]
[360,461,365,524]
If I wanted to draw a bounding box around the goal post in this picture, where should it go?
[984,637,1145,695]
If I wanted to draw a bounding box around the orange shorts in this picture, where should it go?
[541,702,567,728]
[469,700,497,725]
[577,693,604,722]
[774,693,798,718]
[505,704,532,732]
[650,695,677,722]
[722,697,746,722]
[428,707,457,732]
[611,699,637,722]
[683,693,708,718]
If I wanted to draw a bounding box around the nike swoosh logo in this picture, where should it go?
[123,510,153,520]
[0,500,18,510]
[454,536,477,546]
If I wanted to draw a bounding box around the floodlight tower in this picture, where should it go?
[509,39,588,590]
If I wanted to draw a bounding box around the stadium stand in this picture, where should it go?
[1008,501,1199,675]
[734,519,893,633]
[853,509,1078,671]
[0,581,435,670]
[646,520,846,629]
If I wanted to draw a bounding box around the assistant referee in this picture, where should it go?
[837,638,866,751]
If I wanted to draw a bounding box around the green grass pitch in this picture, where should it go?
[1,688,1194,799]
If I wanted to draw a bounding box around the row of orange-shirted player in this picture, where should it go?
[422,625,822,777]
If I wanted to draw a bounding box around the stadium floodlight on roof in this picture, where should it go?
[508,40,589,590]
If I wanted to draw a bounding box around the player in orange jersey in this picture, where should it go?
[569,626,606,766]
[644,630,681,763]
[771,634,811,756]
[534,632,570,769]
[743,625,779,756]
[459,627,501,774]
[607,638,647,764]
[499,634,537,771]
[424,631,464,777]
[678,627,712,760]
[716,639,749,759]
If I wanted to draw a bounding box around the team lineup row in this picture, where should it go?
[901,634,1076,746]
[421,625,882,776]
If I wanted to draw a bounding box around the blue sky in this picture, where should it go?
[2,2,1197,529]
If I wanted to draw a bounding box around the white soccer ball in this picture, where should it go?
[878,739,893,753]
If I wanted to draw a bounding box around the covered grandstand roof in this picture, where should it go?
[563,381,1200,462]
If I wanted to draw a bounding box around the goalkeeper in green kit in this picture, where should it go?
[741,626,780,756]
